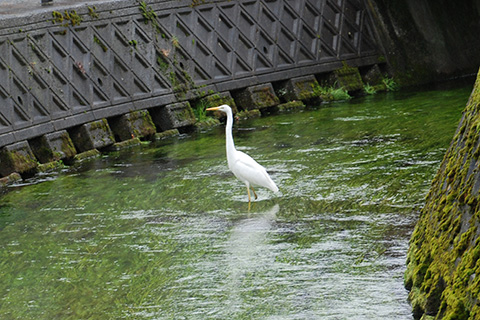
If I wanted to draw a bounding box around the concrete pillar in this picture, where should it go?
[108,110,156,141]
[69,119,115,153]
[276,75,321,104]
[331,64,364,94]
[150,102,196,132]
[0,141,38,177]
[29,130,76,163]
[233,83,280,111]
[195,91,238,119]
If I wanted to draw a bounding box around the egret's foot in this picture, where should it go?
[251,186,258,200]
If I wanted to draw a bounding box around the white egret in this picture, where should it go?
[206,104,279,202]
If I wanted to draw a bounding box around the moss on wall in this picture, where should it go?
[405,68,480,320]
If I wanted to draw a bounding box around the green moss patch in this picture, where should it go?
[405,68,480,320]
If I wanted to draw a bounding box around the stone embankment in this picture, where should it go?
[405,68,480,320]
[0,0,385,185]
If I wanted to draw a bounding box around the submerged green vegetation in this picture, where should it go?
[0,84,473,319]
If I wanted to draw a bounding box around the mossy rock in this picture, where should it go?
[150,102,196,131]
[332,62,364,93]
[109,110,156,141]
[195,91,238,119]
[0,141,38,177]
[276,75,321,104]
[236,109,261,119]
[30,130,76,163]
[153,129,180,140]
[198,91,237,110]
[277,101,306,112]
[0,172,22,187]
[69,119,115,153]
[233,83,280,111]
[37,160,66,173]
[194,117,220,130]
[109,138,142,151]
[73,149,101,162]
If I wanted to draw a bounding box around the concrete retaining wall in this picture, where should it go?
[405,68,480,320]
[366,0,480,86]
[0,0,382,178]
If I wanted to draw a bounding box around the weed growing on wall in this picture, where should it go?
[363,84,377,95]
[51,10,82,27]
[382,77,399,91]
[312,82,352,102]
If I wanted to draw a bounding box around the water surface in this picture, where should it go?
[0,84,472,319]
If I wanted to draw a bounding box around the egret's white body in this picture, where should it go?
[206,105,278,202]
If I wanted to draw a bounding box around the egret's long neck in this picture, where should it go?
[225,108,236,161]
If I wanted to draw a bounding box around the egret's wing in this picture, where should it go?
[231,150,278,192]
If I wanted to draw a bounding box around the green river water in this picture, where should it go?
[0,83,473,319]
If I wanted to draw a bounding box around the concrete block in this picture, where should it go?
[195,91,238,119]
[276,75,321,103]
[361,64,383,86]
[150,102,196,131]
[0,141,38,177]
[30,130,76,163]
[331,63,364,93]
[69,119,115,153]
[233,83,280,111]
[361,64,387,91]
[109,110,157,141]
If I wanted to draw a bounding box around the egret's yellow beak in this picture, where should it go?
[206,107,220,111]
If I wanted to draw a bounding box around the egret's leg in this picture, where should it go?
[251,186,258,200]
[246,185,251,203]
